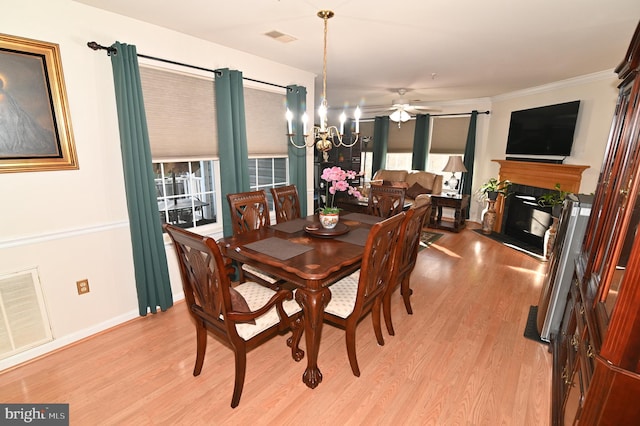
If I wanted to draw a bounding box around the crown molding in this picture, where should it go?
[492,70,617,102]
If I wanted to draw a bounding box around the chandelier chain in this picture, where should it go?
[322,13,328,103]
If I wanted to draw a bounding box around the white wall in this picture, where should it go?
[0,0,315,370]
[470,72,619,222]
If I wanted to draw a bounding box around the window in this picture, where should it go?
[140,62,290,229]
[248,156,288,210]
[154,160,218,229]
[385,153,413,171]
[140,64,222,231]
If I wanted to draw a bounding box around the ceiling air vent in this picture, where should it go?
[264,30,297,44]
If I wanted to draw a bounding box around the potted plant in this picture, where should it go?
[538,183,569,217]
[477,178,511,234]
[318,166,361,228]
[479,178,511,201]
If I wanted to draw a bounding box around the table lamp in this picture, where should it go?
[442,155,467,191]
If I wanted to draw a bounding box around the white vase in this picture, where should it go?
[319,212,339,229]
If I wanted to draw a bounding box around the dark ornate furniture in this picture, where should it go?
[382,202,431,336]
[551,21,640,425]
[271,185,302,224]
[227,190,271,234]
[428,194,469,232]
[163,224,304,408]
[367,185,406,218]
[226,190,283,289]
[218,214,375,389]
[322,212,405,376]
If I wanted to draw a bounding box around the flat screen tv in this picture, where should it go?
[505,100,580,157]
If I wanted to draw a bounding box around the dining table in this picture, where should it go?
[217,212,384,389]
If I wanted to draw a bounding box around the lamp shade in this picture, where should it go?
[442,155,467,173]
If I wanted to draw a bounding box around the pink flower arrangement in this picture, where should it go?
[320,166,362,214]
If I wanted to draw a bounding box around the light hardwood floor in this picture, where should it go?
[0,223,551,425]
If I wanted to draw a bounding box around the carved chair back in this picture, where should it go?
[367,185,406,218]
[271,185,302,224]
[227,190,271,235]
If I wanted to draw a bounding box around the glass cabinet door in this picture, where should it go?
[590,77,640,352]
[582,79,635,283]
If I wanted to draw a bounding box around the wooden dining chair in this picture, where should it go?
[271,185,302,224]
[226,190,284,289]
[382,201,432,336]
[322,212,405,377]
[367,184,406,218]
[164,224,304,408]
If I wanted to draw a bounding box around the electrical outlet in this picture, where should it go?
[76,279,90,295]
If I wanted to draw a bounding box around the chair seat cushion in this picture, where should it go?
[324,271,360,318]
[233,282,301,340]
[242,264,280,284]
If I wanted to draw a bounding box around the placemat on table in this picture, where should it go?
[269,218,311,233]
[334,227,370,246]
[341,212,384,225]
[243,237,313,260]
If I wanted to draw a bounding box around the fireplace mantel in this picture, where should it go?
[491,160,590,231]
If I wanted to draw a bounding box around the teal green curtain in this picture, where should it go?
[461,110,478,217]
[286,85,308,215]
[412,114,431,170]
[371,116,390,176]
[216,68,250,237]
[109,42,173,316]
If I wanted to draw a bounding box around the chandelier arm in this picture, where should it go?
[337,134,360,148]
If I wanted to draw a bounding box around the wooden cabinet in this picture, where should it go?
[551,21,640,425]
[314,138,363,209]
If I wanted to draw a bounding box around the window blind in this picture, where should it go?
[139,66,218,159]
[243,87,287,155]
[429,116,470,154]
[387,120,416,153]
[359,119,420,153]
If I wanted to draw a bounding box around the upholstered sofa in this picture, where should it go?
[370,169,443,205]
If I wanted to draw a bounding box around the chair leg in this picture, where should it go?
[231,348,247,409]
[287,315,305,362]
[372,297,385,346]
[193,320,207,376]
[345,323,360,377]
[382,287,395,336]
[401,276,413,315]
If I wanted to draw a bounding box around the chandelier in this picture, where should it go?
[287,10,361,161]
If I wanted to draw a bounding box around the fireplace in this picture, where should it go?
[501,184,554,255]
[491,160,589,255]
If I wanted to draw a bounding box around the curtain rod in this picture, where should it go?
[430,111,490,117]
[360,110,490,122]
[87,41,288,90]
[87,42,491,112]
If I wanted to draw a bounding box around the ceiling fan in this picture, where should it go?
[362,89,438,127]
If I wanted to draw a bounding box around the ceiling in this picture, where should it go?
[76,0,640,117]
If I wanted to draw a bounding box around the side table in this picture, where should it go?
[429,194,470,232]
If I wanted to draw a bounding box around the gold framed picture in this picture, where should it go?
[0,33,78,173]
